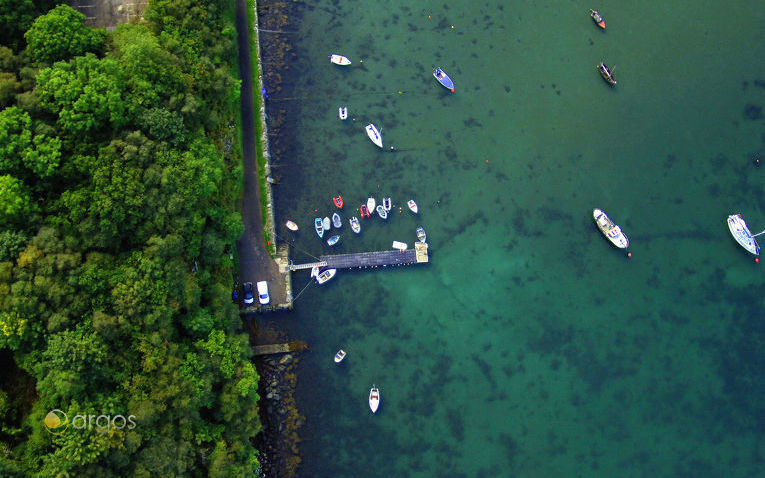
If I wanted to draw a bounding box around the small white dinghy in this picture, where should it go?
[383,197,392,212]
[330,54,351,66]
[334,350,346,363]
[727,214,762,256]
[338,107,348,120]
[332,213,342,228]
[376,205,388,219]
[369,385,380,414]
[407,199,418,214]
[392,241,408,251]
[285,220,298,231]
[350,216,361,233]
[310,266,320,278]
[365,123,383,148]
[323,216,331,231]
[367,197,376,215]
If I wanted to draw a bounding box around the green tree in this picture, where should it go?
[24,5,106,64]
[0,107,32,173]
[0,175,33,223]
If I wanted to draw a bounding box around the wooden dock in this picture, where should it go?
[289,242,428,271]
[253,341,308,356]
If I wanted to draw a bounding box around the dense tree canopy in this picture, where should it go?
[0,0,258,475]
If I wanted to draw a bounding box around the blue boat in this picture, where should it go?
[315,217,324,238]
[327,235,340,246]
[433,67,454,92]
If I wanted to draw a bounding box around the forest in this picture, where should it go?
[0,0,262,475]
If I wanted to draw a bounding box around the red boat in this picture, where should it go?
[589,9,606,29]
[333,196,344,209]
[359,204,370,218]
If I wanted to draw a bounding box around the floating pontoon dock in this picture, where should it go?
[289,242,428,271]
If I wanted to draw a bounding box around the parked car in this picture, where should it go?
[256,281,270,305]
[243,282,254,304]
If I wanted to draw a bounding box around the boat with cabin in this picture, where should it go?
[433,67,455,92]
[365,123,383,148]
[597,62,616,85]
[593,208,629,249]
[330,54,351,66]
[314,218,324,238]
[316,268,337,284]
[407,199,418,213]
[376,205,388,219]
[369,385,380,414]
[727,214,762,256]
[416,226,426,243]
[285,220,298,231]
[350,216,361,233]
[332,213,342,228]
[589,9,606,29]
[334,350,346,363]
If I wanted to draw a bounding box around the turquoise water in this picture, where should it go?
[262,1,765,476]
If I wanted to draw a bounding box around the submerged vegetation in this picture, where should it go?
[0,1,262,475]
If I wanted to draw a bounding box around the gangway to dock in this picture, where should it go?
[288,242,428,271]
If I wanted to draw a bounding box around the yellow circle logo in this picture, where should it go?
[44,409,69,435]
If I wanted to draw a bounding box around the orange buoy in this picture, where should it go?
[627,252,632,258]
[756,257,759,263]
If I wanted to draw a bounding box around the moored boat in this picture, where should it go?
[365,123,383,148]
[350,216,361,233]
[433,67,455,92]
[383,197,392,212]
[338,107,347,120]
[376,205,388,219]
[285,220,298,231]
[333,195,344,209]
[407,199,419,213]
[392,241,408,251]
[323,216,331,231]
[593,208,629,249]
[589,9,606,29]
[316,268,337,284]
[334,350,346,363]
[369,385,380,414]
[416,226,426,243]
[330,54,351,66]
[314,217,324,238]
[310,266,320,278]
[327,235,340,246]
[727,214,761,256]
[367,197,376,214]
[597,62,616,85]
[332,212,342,228]
[360,204,370,218]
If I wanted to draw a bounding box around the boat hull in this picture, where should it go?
[360,205,370,218]
[433,67,455,92]
[416,227,426,243]
[314,218,324,238]
[367,197,376,214]
[334,350,346,363]
[323,217,331,231]
[407,200,419,213]
[365,124,383,148]
[376,205,388,219]
[286,220,298,231]
[369,387,380,414]
[727,214,760,256]
[338,107,347,120]
[350,217,361,233]
[383,197,392,212]
[332,213,342,228]
[316,268,337,284]
[330,54,351,66]
[593,208,629,249]
[327,235,340,246]
[597,62,616,85]
[590,10,606,29]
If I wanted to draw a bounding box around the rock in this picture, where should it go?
[279,354,293,365]
[266,392,273,400]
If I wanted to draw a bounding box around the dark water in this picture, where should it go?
[260,1,765,476]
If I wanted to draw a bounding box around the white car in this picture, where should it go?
[256,281,270,305]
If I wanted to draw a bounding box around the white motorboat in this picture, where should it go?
[332,213,342,228]
[316,268,337,284]
[286,220,298,231]
[330,54,351,66]
[310,266,320,278]
[383,197,392,212]
[376,205,388,219]
[416,226,426,243]
[367,197,376,214]
[323,216,331,231]
[369,385,380,414]
[365,123,383,148]
[350,216,361,233]
[727,214,761,256]
[338,107,348,120]
[334,350,346,363]
[593,208,629,249]
[407,199,418,213]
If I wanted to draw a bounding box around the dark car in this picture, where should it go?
[243,282,254,305]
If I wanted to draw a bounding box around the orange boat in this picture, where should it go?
[333,195,343,209]
[590,9,606,29]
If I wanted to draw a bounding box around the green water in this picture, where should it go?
[263,1,765,476]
